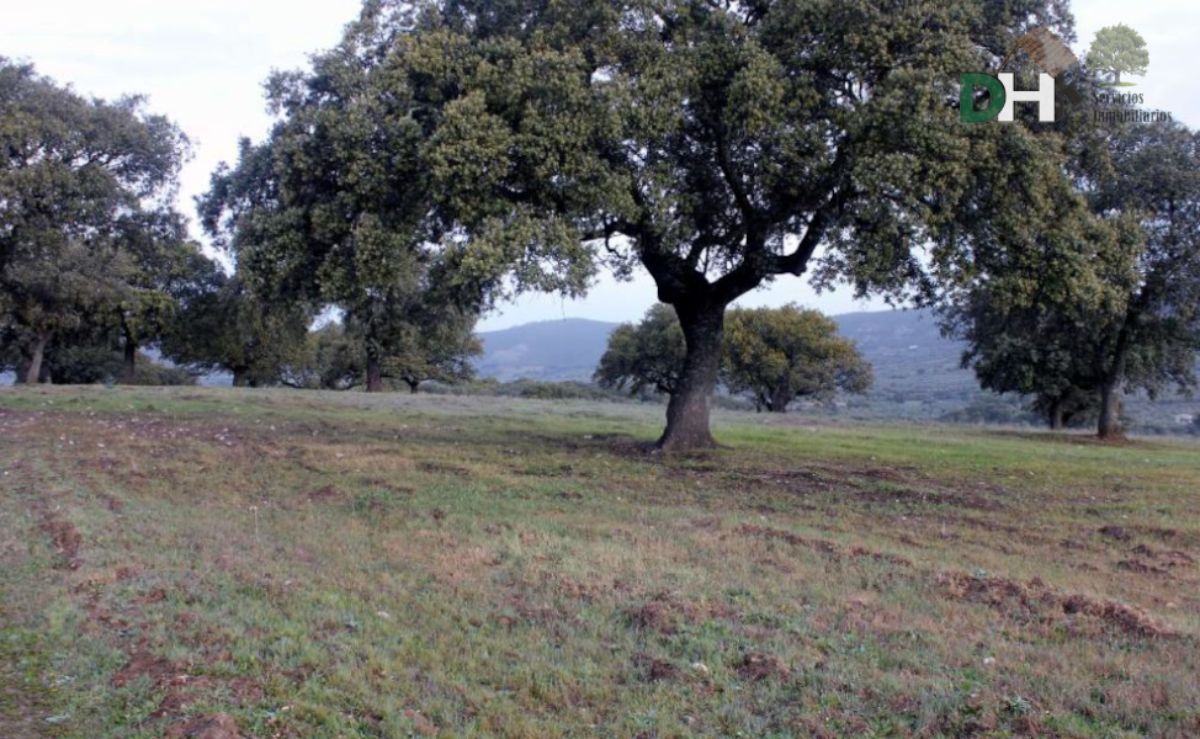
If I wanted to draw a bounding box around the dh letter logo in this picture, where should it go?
[960,73,1056,123]
[960,74,1006,123]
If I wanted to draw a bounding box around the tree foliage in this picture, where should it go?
[594,304,686,396]
[724,305,872,412]
[1,58,197,383]
[287,313,481,392]
[1087,24,1149,85]
[943,120,1200,438]
[596,303,869,412]
[161,274,312,388]
[199,5,500,393]
[293,0,1081,448]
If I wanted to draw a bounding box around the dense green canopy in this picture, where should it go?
[1,58,207,384]
[202,0,1082,448]
[943,119,1200,438]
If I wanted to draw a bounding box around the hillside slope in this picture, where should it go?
[475,309,975,394]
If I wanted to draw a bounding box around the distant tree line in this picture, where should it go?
[1,58,480,392]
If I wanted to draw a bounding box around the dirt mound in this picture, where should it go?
[306,485,344,503]
[1117,559,1169,576]
[39,513,82,570]
[937,572,1173,639]
[644,658,682,682]
[1098,525,1132,541]
[167,713,242,739]
[1131,544,1195,568]
[112,649,179,688]
[735,524,838,554]
[735,524,911,565]
[627,592,734,634]
[1060,595,1171,638]
[735,652,790,682]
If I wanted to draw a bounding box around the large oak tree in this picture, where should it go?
[403,0,1077,449]
[209,0,1078,448]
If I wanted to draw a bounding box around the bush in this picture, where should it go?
[44,346,195,386]
[940,396,1038,425]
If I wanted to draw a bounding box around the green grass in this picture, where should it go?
[1,385,1198,737]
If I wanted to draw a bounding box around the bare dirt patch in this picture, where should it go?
[166,713,242,739]
[735,652,790,682]
[112,649,179,689]
[937,572,1174,638]
[38,510,82,570]
[627,592,735,634]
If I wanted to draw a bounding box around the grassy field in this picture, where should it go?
[1,386,1198,738]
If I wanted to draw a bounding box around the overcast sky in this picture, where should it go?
[4,0,1197,330]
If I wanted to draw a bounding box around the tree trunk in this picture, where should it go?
[658,301,724,451]
[767,384,791,414]
[24,333,48,385]
[122,332,137,383]
[1048,398,1064,430]
[365,355,384,393]
[1098,317,1133,440]
[406,379,420,394]
[232,368,248,388]
[1098,381,1123,440]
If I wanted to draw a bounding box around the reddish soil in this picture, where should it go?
[735,652,791,682]
[166,713,242,739]
[627,592,735,634]
[38,511,82,570]
[112,649,179,689]
[937,572,1174,638]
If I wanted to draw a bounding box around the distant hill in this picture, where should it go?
[474,318,621,382]
[472,310,1198,430]
[475,309,972,391]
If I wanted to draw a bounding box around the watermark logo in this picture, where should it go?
[1087,24,1148,88]
[960,73,1056,123]
[960,28,1076,123]
[959,24,1169,124]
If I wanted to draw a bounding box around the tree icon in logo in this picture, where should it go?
[1087,24,1149,87]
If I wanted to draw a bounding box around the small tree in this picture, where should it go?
[594,305,686,397]
[723,306,872,413]
[1088,24,1149,85]
[112,213,223,382]
[381,310,482,394]
[163,274,312,387]
[200,7,495,394]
